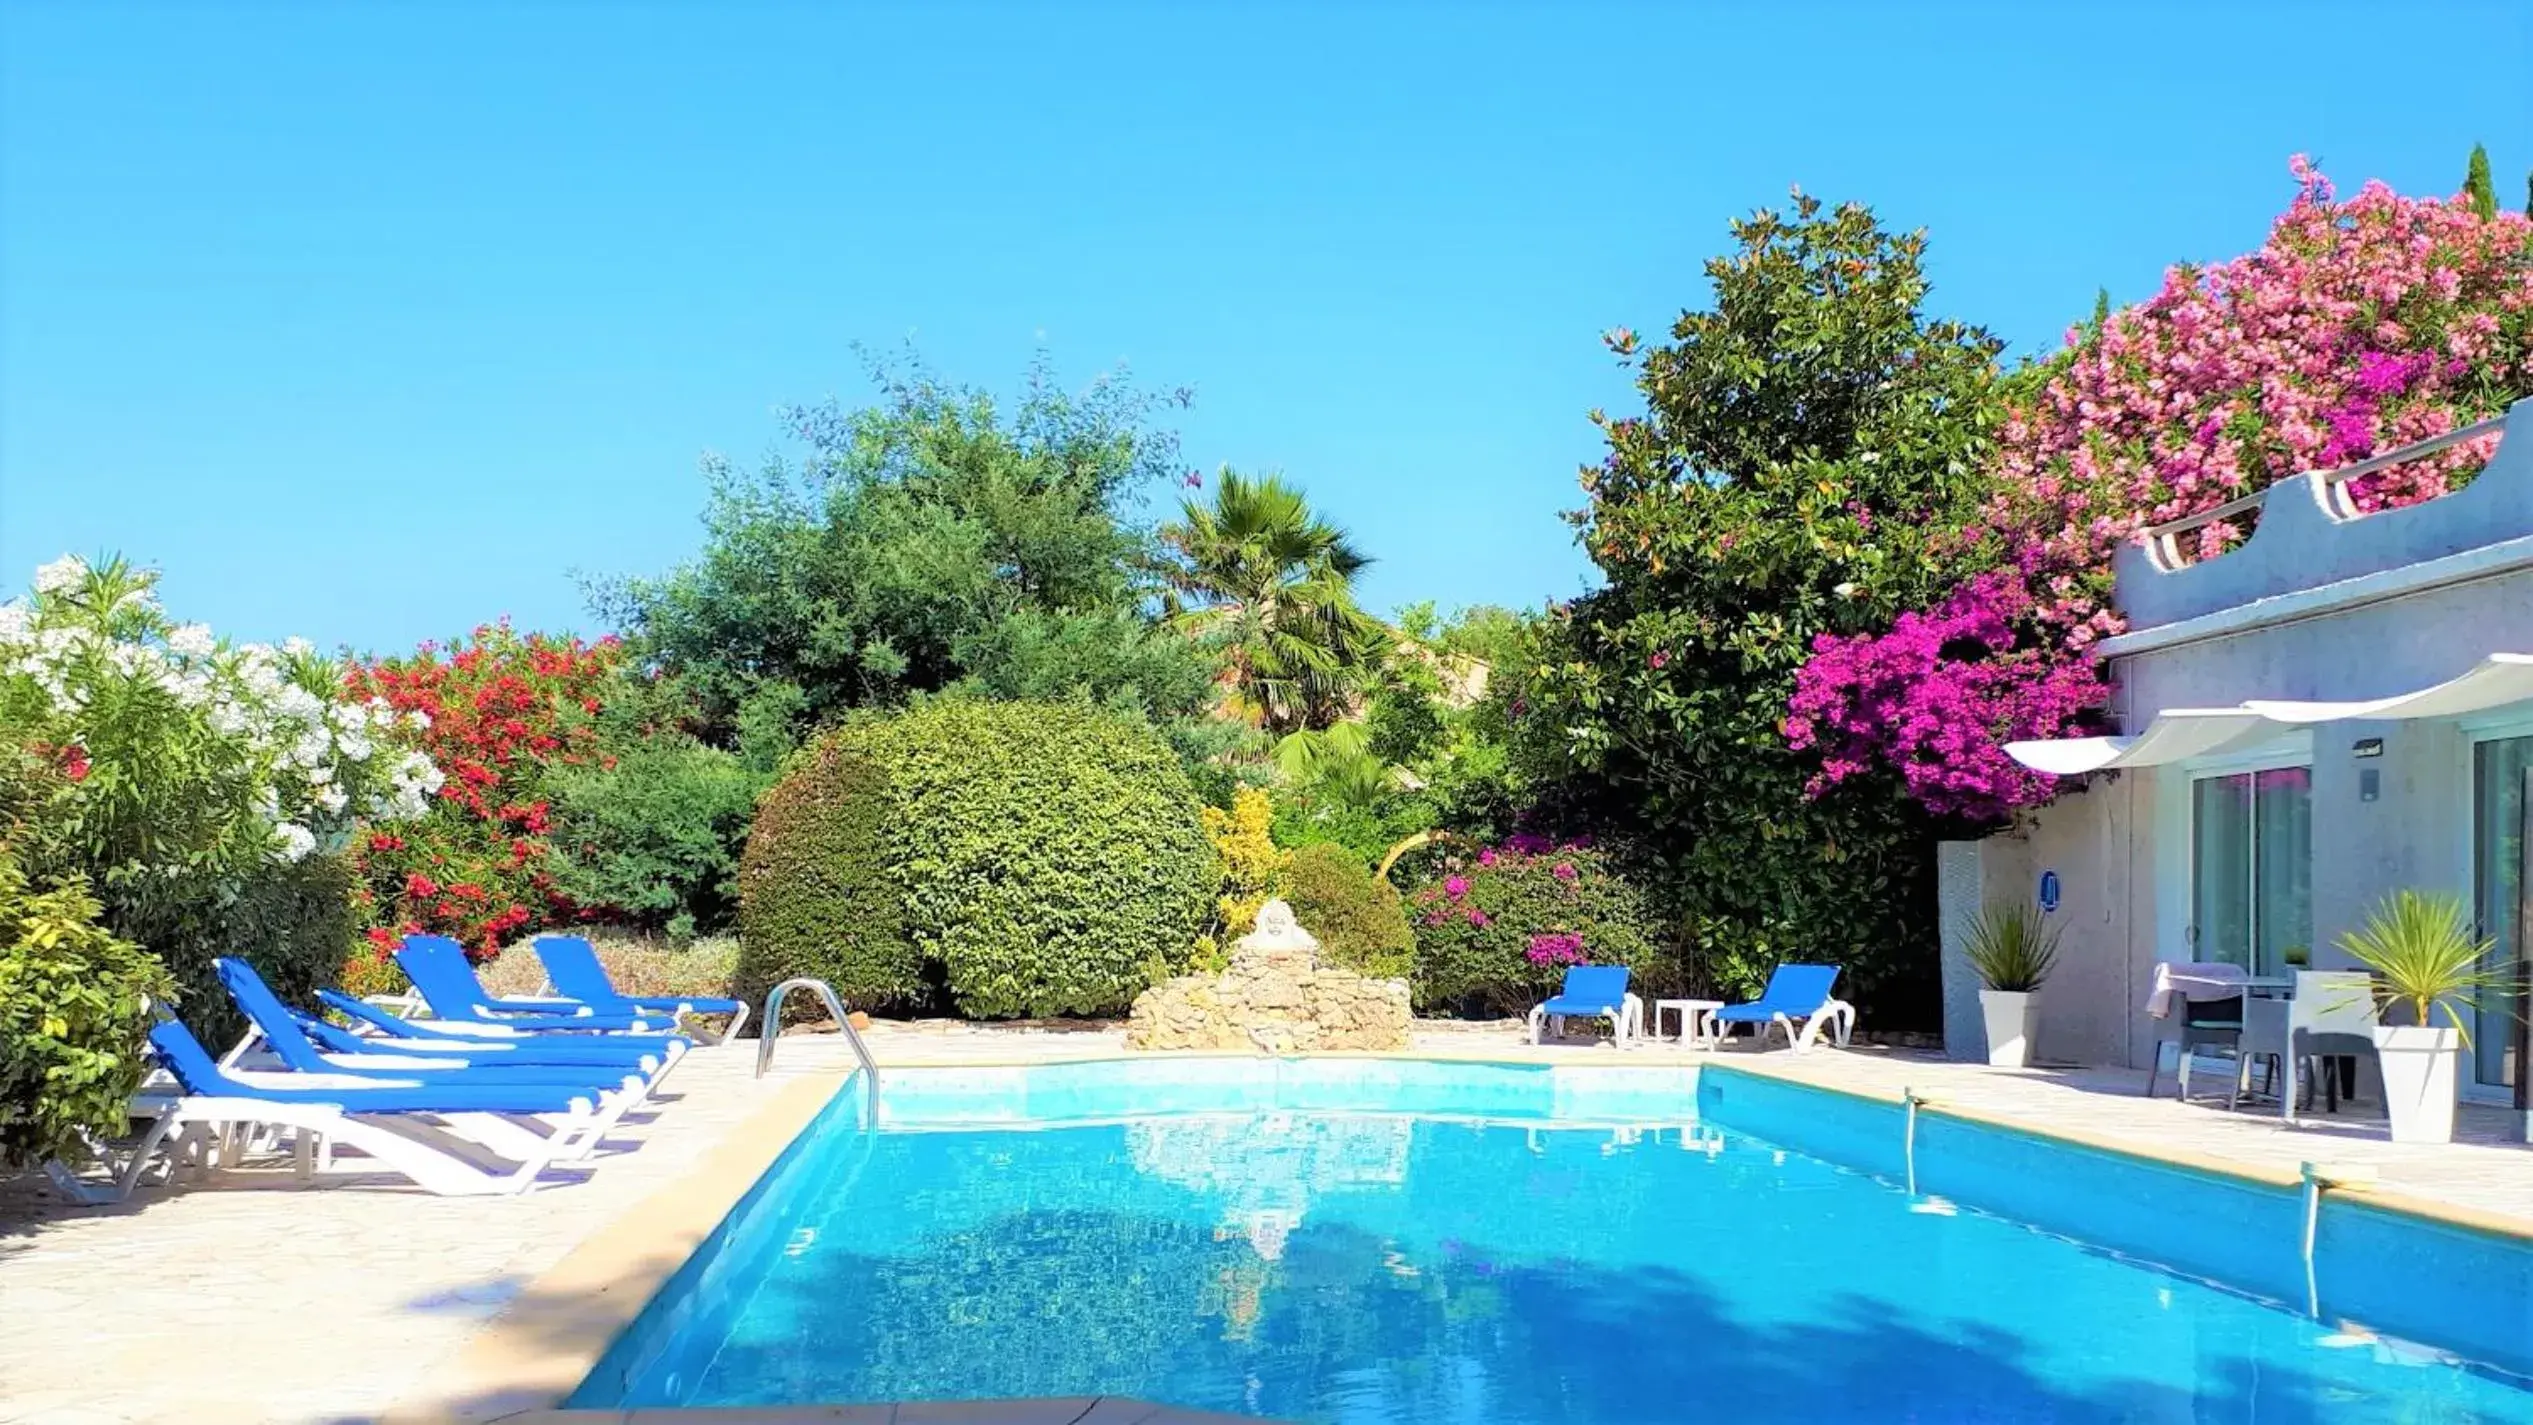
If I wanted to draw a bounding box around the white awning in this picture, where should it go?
[2006,653,2533,775]
[2241,652,2533,724]
[2004,710,2276,776]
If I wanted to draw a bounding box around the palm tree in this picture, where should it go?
[1161,470,1386,734]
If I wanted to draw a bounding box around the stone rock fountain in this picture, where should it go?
[1125,899,1412,1053]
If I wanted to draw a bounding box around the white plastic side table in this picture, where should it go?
[1653,998,1724,1049]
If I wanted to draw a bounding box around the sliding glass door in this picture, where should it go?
[2189,766,2312,974]
[2470,736,2531,1093]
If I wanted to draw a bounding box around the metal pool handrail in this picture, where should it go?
[755,977,880,1093]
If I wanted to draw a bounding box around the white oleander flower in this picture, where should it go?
[290,729,331,768]
[307,762,334,787]
[336,731,373,762]
[0,602,29,646]
[208,699,251,736]
[270,822,317,863]
[315,785,348,814]
[32,555,87,596]
[281,636,313,657]
[167,623,215,659]
[275,684,325,722]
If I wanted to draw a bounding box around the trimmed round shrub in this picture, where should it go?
[1282,843,1412,980]
[1406,839,1660,1016]
[736,733,917,1011]
[852,700,1215,1018]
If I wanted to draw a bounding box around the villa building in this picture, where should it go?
[1938,397,2533,1117]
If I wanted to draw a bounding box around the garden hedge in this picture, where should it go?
[1282,842,1413,980]
[735,733,916,1010]
[737,699,1216,1020]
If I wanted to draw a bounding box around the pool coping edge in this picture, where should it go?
[1700,1057,2533,1245]
[381,1068,850,1425]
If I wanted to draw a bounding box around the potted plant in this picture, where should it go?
[1963,902,2061,1068]
[2336,890,2503,1145]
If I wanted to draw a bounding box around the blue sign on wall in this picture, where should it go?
[2037,870,2062,913]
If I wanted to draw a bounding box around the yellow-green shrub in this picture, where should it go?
[0,855,172,1169]
[1197,785,1281,965]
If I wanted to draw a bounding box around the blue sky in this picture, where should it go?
[3,2,2527,653]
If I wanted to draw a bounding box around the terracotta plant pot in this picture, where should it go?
[847,1010,872,1032]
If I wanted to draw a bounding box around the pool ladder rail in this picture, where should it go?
[754,977,881,1097]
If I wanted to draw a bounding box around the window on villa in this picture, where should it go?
[2189,765,2312,977]
[2470,736,2531,1093]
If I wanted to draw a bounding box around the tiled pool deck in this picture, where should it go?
[2,1023,2526,1425]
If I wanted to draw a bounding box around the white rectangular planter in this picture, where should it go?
[1979,990,2038,1068]
[2373,1024,2460,1144]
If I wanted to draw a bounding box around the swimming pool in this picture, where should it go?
[572,1059,2533,1422]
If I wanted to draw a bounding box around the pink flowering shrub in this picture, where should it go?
[1404,840,1658,1015]
[1794,158,2533,822]
[1788,573,2109,819]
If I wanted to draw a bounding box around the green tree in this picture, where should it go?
[596,354,1223,741]
[1513,191,2007,1024]
[2464,142,2498,221]
[1161,470,1386,734]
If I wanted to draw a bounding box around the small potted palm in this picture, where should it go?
[2336,890,2504,1145]
[1964,902,2061,1068]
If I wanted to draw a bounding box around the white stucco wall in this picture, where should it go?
[1940,777,2161,1069]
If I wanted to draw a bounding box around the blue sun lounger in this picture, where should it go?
[122,1017,614,1197]
[393,935,674,1033]
[1708,963,1854,1052]
[216,958,660,1104]
[317,989,691,1060]
[531,934,751,1042]
[1526,965,1643,1047]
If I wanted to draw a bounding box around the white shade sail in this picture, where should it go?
[2005,710,2276,776]
[2240,652,2533,724]
[2005,653,2533,775]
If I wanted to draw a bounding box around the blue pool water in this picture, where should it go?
[578,1063,2533,1423]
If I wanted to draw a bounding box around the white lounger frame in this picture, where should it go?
[48,1090,604,1202]
[204,1058,645,1165]
[1527,992,1646,1048]
[1711,998,1856,1053]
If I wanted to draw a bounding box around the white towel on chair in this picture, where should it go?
[2145,961,2248,1020]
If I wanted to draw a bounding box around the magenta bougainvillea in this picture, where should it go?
[1793,158,2533,823]
[1525,931,1587,966]
[1787,572,2106,819]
